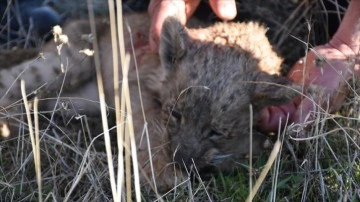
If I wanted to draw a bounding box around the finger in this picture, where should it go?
[184,0,202,19]
[209,0,237,20]
[148,0,200,52]
[259,101,298,132]
[287,51,317,84]
[148,0,186,52]
[294,85,347,126]
[292,98,317,126]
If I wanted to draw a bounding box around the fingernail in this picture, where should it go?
[217,1,237,20]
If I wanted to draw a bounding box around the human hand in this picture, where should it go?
[260,43,360,134]
[148,0,237,52]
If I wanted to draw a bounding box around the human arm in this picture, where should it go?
[260,0,360,133]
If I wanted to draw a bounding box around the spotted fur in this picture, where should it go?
[0,13,298,191]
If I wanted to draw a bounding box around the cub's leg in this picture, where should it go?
[0,20,111,137]
[0,20,111,107]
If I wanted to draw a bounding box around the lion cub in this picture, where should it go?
[0,13,297,191]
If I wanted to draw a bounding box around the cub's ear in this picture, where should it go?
[159,17,188,73]
[251,73,300,108]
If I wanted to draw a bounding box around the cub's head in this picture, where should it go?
[159,17,298,172]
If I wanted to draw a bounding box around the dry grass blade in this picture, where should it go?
[33,97,41,202]
[114,0,142,200]
[246,140,281,202]
[86,0,119,201]
[107,0,125,199]
[20,81,42,201]
[116,1,142,200]
[248,104,253,200]
[270,120,288,202]
[122,53,141,202]
[126,12,163,199]
[114,1,127,200]
[63,133,103,202]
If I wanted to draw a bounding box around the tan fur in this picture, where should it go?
[187,22,282,75]
[0,13,296,191]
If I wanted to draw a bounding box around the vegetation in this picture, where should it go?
[0,0,359,201]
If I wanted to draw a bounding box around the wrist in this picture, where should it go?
[328,35,359,57]
[327,35,360,77]
[328,0,360,55]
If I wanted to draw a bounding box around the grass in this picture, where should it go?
[1,0,360,201]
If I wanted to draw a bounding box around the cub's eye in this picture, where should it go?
[208,130,223,140]
[169,108,182,121]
